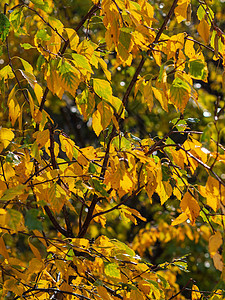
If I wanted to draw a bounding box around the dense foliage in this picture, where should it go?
[0,0,225,299]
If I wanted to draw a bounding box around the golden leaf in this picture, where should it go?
[197,19,210,44]
[171,212,188,226]
[180,192,200,225]
[174,0,189,23]
[143,80,154,112]
[0,127,14,150]
[185,39,196,58]
[192,284,201,300]
[209,231,222,257]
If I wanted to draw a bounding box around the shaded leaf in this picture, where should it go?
[0,13,10,42]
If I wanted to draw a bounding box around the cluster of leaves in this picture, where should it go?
[0,0,225,299]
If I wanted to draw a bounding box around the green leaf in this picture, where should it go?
[112,136,131,151]
[76,89,95,121]
[7,209,24,231]
[1,185,25,201]
[20,43,35,50]
[58,60,74,75]
[91,179,109,197]
[36,55,46,71]
[170,77,190,112]
[72,53,93,73]
[119,29,132,50]
[104,263,121,279]
[0,13,10,42]
[25,209,43,231]
[30,0,49,12]
[111,239,136,258]
[0,45,3,57]
[172,260,189,272]
[197,5,214,21]
[88,162,97,174]
[19,70,37,89]
[30,0,45,4]
[36,29,51,41]
[157,274,170,289]
[201,123,213,145]
[93,78,112,101]
[9,9,23,31]
[162,164,171,181]
[189,59,208,81]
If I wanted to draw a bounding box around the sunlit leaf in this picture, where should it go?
[104,263,121,279]
[170,77,191,112]
[93,78,112,102]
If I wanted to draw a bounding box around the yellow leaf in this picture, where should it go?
[0,127,14,150]
[104,157,134,197]
[29,241,42,261]
[16,56,34,73]
[143,80,154,112]
[92,109,102,136]
[180,192,200,225]
[185,39,196,58]
[7,85,21,126]
[156,181,172,205]
[174,0,189,23]
[93,78,112,102]
[152,86,168,112]
[209,231,222,257]
[197,19,210,44]
[97,57,111,81]
[59,134,76,160]
[71,238,90,250]
[171,212,188,226]
[33,129,50,149]
[92,102,113,136]
[34,83,43,105]
[120,205,146,225]
[0,64,14,81]
[198,176,223,211]
[47,182,67,214]
[46,68,80,98]
[192,284,201,300]
[93,205,106,227]
[0,181,7,198]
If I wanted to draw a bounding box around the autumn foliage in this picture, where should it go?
[0,0,225,299]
